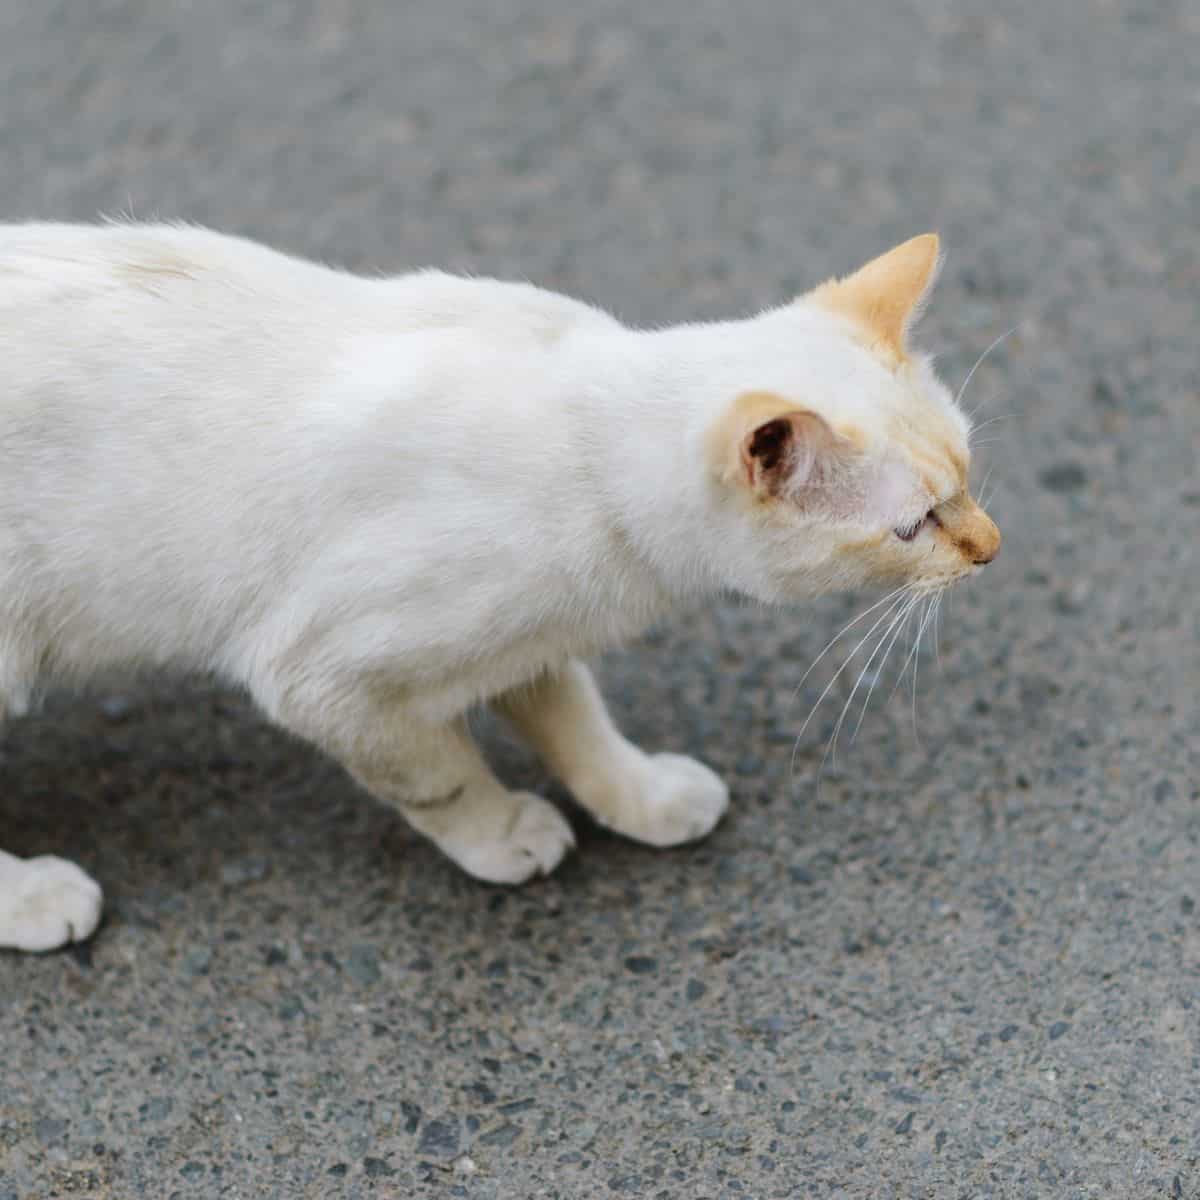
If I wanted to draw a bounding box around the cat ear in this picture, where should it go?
[811,233,941,359]
[711,391,840,500]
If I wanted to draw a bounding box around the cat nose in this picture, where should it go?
[968,520,1001,565]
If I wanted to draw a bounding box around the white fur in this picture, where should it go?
[0,223,973,951]
[0,851,102,952]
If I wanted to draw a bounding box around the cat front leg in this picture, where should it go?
[0,849,103,952]
[264,681,576,883]
[497,660,729,848]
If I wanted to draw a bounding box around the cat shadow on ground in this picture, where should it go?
[0,597,1002,990]
[0,679,770,973]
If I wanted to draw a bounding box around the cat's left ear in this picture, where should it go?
[709,390,845,502]
[811,233,941,360]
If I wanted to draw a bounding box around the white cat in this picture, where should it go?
[0,224,998,951]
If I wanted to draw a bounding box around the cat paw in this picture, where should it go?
[448,792,576,885]
[599,753,730,848]
[0,856,103,953]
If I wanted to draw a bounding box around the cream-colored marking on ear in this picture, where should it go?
[707,390,830,499]
[811,233,941,362]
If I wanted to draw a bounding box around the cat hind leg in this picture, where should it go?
[344,723,578,884]
[261,677,576,884]
[0,674,105,952]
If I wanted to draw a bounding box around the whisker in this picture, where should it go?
[794,591,909,747]
[955,325,1020,410]
[974,464,996,505]
[787,590,907,777]
[887,594,930,705]
[790,583,911,702]
[907,597,938,745]
[968,414,1010,439]
[850,592,921,743]
[932,590,944,669]
[826,593,921,766]
[912,595,940,700]
[978,467,1000,510]
[966,391,1006,424]
[931,590,940,667]
[910,630,923,740]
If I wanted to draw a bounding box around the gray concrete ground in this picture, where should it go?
[1,1,1198,1196]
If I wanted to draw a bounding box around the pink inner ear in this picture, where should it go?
[742,412,821,494]
[784,415,821,487]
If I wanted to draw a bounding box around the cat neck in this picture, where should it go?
[567,319,747,607]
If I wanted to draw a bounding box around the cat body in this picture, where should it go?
[0,223,997,951]
[1,226,640,714]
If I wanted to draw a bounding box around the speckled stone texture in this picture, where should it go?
[1,1,1198,1197]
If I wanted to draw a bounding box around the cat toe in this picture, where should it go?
[603,753,730,848]
[0,856,103,953]
[450,793,576,885]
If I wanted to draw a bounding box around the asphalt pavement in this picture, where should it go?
[1,1,1198,1196]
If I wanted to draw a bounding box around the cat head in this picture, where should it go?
[702,235,999,601]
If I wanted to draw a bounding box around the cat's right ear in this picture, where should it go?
[709,390,839,501]
[810,233,941,361]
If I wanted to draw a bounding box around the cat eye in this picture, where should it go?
[894,509,936,542]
